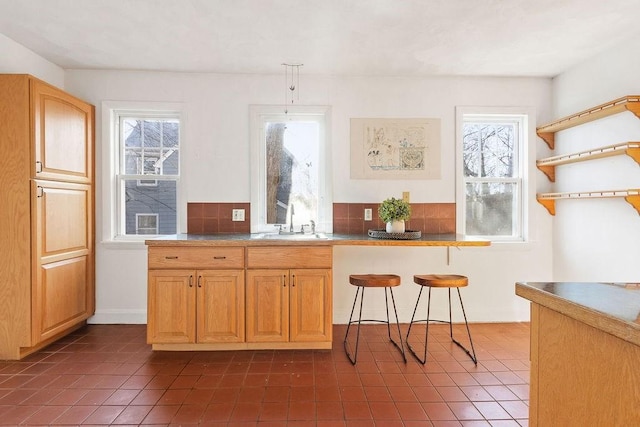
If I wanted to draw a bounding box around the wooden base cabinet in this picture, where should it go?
[246,269,332,345]
[0,74,94,360]
[147,244,333,351]
[147,246,246,347]
[147,269,245,344]
[246,246,333,350]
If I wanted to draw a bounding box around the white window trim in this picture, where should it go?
[249,105,333,233]
[455,106,536,245]
[101,101,185,245]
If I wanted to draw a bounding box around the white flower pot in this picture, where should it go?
[386,220,405,233]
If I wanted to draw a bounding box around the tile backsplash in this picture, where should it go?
[333,202,455,235]
[187,202,454,235]
[187,202,251,234]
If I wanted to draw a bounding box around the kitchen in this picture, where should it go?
[0,1,639,425]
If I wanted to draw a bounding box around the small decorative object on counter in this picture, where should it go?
[378,197,411,233]
[368,229,421,240]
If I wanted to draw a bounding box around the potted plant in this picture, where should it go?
[378,197,411,233]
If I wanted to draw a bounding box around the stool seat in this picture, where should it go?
[350,274,401,287]
[414,274,468,288]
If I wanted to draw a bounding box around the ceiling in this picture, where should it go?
[1,0,639,78]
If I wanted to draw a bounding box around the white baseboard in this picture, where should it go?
[88,309,147,324]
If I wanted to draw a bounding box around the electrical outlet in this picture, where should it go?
[402,191,410,203]
[232,209,245,221]
[364,208,372,221]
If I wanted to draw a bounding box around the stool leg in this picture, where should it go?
[451,288,478,365]
[406,286,428,364]
[343,286,365,365]
[385,287,406,363]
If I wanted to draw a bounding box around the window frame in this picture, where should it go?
[455,106,535,243]
[249,105,332,233]
[102,101,184,243]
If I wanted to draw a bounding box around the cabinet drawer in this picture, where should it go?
[247,246,332,269]
[148,247,244,269]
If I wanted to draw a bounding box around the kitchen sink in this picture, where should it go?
[254,232,329,240]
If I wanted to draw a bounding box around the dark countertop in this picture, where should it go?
[145,233,490,247]
[516,281,640,346]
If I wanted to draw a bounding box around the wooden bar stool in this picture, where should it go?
[343,274,407,364]
[405,274,477,365]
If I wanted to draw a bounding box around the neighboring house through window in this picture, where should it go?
[104,102,182,240]
[456,107,532,241]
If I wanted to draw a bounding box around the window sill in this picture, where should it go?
[100,239,149,250]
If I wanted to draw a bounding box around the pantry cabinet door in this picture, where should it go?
[31,79,93,183]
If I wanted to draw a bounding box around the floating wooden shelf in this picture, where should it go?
[536,96,640,149]
[537,142,640,182]
[537,189,640,215]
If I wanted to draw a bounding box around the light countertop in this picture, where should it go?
[145,233,490,247]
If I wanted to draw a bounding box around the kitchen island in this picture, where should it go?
[515,281,640,426]
[145,233,489,352]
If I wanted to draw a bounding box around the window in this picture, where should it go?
[136,213,159,234]
[250,106,332,233]
[456,109,530,241]
[107,106,181,239]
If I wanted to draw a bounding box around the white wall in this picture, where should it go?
[550,37,640,282]
[0,33,64,87]
[64,70,553,324]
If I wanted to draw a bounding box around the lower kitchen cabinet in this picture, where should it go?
[246,246,333,349]
[246,268,332,344]
[146,246,246,347]
[146,244,333,351]
[147,269,245,344]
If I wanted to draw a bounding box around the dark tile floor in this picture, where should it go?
[0,322,530,426]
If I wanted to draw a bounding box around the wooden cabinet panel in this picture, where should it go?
[33,180,91,263]
[147,270,196,344]
[148,246,244,269]
[289,269,332,343]
[247,246,331,269]
[246,270,289,343]
[197,270,245,343]
[31,79,93,183]
[33,256,90,343]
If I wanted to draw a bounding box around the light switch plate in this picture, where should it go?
[232,209,245,221]
[364,208,372,221]
[402,191,410,203]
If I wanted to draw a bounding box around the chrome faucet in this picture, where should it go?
[289,204,295,233]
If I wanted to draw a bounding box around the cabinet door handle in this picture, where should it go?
[188,275,193,287]
[197,276,202,288]
[213,256,226,260]
[35,160,42,173]
[283,274,287,287]
[292,274,296,287]
[36,186,44,198]
[165,256,178,259]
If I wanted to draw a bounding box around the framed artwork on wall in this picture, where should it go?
[350,117,441,179]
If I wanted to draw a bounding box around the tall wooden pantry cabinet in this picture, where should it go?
[0,74,95,360]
